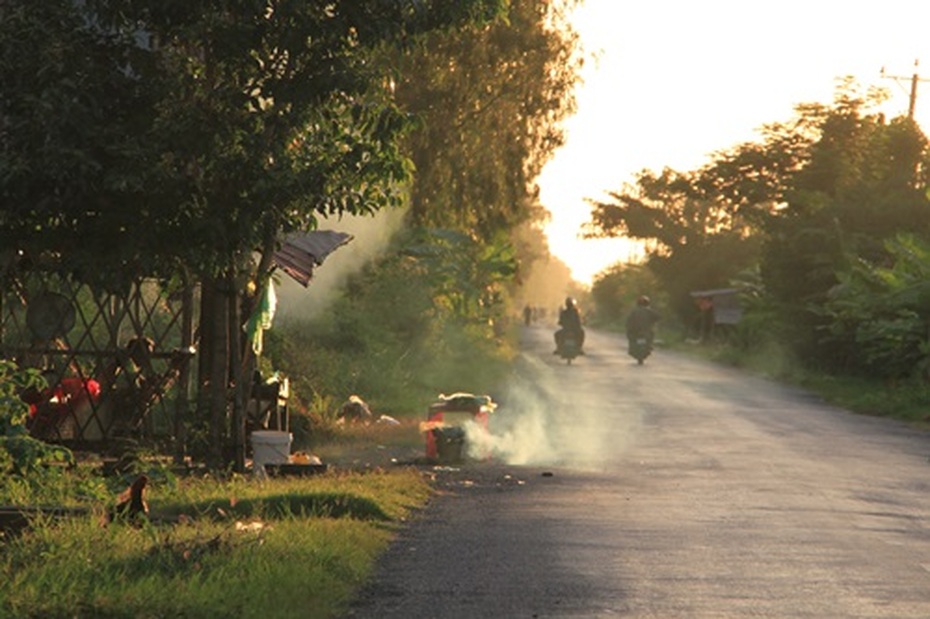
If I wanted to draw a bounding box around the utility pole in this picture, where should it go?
[881,60,929,184]
[880,59,930,119]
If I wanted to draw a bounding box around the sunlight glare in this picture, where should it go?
[538,0,930,287]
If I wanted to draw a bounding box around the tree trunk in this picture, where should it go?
[196,277,215,434]
[206,276,231,468]
[230,273,245,473]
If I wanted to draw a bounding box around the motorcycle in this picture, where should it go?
[628,335,652,365]
[557,333,582,365]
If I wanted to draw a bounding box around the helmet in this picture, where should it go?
[637,295,650,306]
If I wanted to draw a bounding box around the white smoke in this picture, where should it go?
[464,349,641,470]
[463,386,554,465]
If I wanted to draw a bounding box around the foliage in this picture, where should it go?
[268,240,515,438]
[758,84,930,365]
[370,0,584,342]
[817,234,930,379]
[269,249,437,419]
[0,1,161,287]
[390,0,582,237]
[695,116,816,225]
[586,167,760,321]
[0,360,74,476]
[588,77,930,377]
[589,263,663,325]
[402,227,517,323]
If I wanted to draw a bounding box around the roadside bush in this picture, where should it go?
[0,360,74,477]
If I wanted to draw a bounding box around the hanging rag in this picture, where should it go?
[245,280,277,355]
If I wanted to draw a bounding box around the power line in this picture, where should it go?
[880,59,930,119]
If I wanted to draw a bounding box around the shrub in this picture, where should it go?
[0,360,74,476]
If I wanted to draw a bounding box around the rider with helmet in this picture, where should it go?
[554,296,585,354]
[626,295,659,349]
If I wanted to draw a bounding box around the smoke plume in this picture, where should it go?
[464,352,641,470]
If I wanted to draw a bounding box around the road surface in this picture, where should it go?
[347,326,930,618]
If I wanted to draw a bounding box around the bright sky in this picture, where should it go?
[538,0,930,286]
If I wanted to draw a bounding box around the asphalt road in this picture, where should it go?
[346,326,930,618]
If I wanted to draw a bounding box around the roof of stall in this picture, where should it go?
[272,230,353,287]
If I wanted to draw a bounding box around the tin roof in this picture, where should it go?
[272,230,353,287]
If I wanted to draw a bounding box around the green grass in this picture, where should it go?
[1,468,432,619]
[677,339,930,426]
[794,373,930,425]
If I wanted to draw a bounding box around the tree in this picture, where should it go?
[335,0,584,334]
[402,227,517,323]
[3,0,510,282]
[590,263,661,324]
[586,167,760,321]
[0,1,162,286]
[585,79,930,351]
[758,82,930,363]
[138,0,509,467]
[387,0,582,236]
[1,0,508,467]
[818,234,930,379]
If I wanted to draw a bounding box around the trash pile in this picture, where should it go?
[337,394,400,426]
[421,393,496,463]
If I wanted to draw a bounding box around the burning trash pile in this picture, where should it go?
[420,393,496,463]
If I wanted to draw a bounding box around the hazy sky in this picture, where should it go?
[538,0,930,286]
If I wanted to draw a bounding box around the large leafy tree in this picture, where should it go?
[586,80,930,341]
[2,0,508,287]
[109,0,509,281]
[1,0,507,465]
[758,84,930,363]
[584,104,817,322]
[0,1,161,284]
[586,166,761,321]
[380,0,583,334]
[388,0,582,236]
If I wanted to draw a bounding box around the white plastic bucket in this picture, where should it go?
[250,430,292,474]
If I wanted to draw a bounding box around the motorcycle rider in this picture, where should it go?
[626,295,659,350]
[554,296,585,354]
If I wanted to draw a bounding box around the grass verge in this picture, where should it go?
[678,340,930,427]
[1,467,432,619]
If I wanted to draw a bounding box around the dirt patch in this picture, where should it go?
[310,418,426,471]
[311,418,533,494]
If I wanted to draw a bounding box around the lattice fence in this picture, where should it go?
[1,270,199,452]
